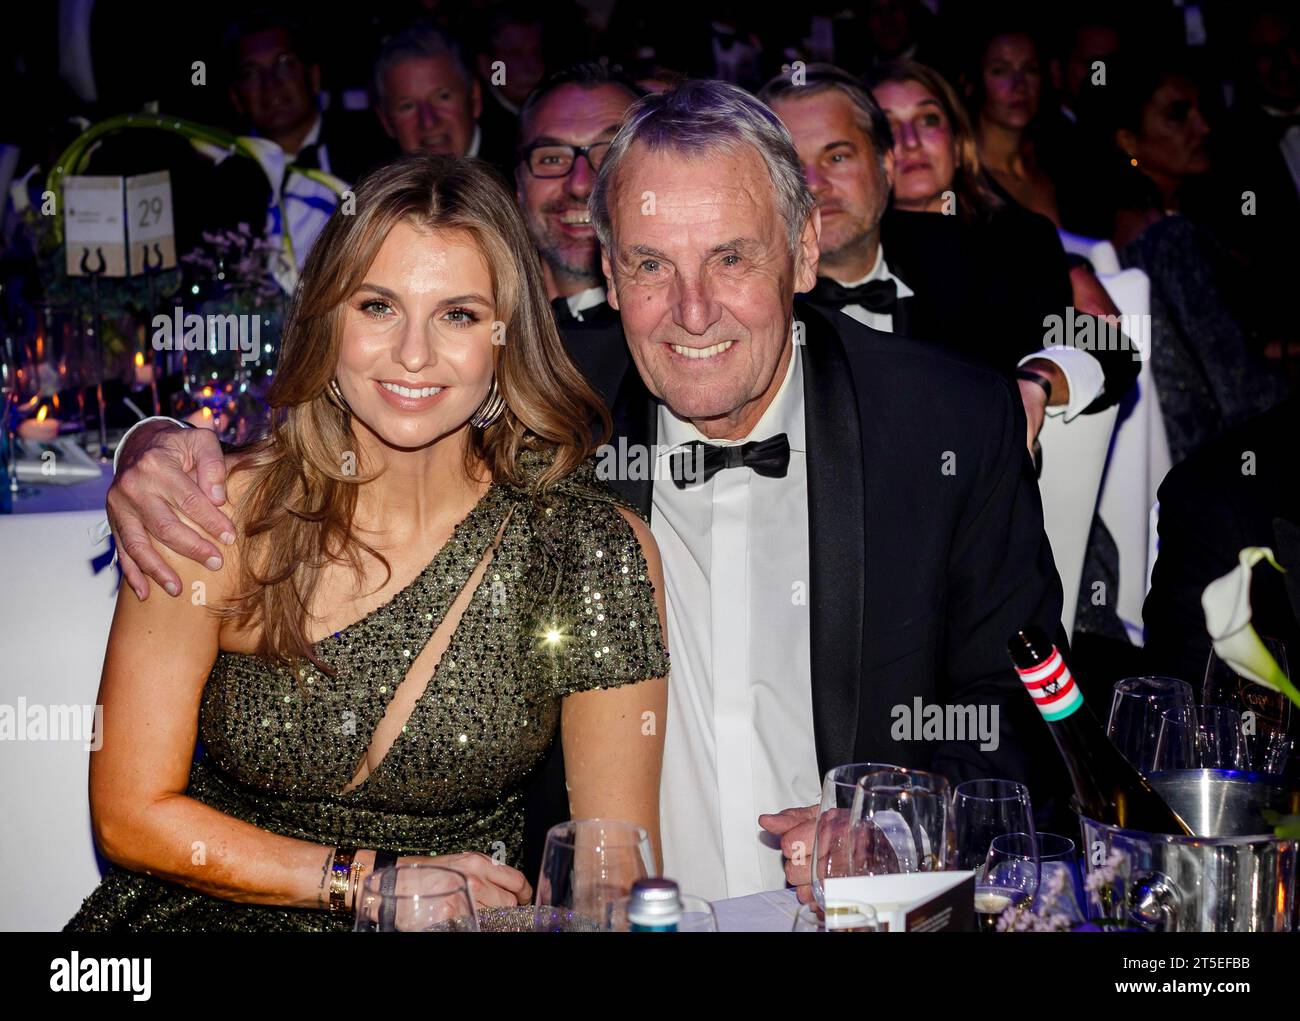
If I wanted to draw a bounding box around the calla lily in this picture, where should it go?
[1200,547,1300,711]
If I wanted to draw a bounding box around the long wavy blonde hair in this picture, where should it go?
[224,154,610,669]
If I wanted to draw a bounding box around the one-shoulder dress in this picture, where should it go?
[65,451,669,931]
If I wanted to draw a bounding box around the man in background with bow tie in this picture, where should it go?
[759,65,1135,457]
[103,80,1068,903]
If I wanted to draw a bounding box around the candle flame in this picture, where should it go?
[36,405,48,423]
[135,352,145,368]
[52,394,60,411]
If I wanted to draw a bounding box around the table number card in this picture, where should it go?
[63,176,127,278]
[124,171,176,273]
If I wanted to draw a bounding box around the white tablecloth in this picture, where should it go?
[0,503,118,931]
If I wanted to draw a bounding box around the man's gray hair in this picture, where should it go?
[589,79,816,255]
[373,23,472,106]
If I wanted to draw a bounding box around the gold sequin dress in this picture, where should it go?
[65,451,669,932]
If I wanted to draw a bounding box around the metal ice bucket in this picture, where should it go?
[1079,769,1300,931]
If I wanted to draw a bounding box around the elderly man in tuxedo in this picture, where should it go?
[104,81,1066,902]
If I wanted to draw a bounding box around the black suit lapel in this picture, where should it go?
[605,364,658,519]
[797,302,867,775]
[892,294,914,338]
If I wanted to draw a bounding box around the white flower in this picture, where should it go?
[1201,547,1300,709]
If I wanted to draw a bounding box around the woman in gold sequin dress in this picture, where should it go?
[65,155,670,932]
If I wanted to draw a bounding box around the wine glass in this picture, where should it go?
[1154,704,1249,771]
[1203,640,1293,774]
[1106,676,1195,773]
[811,762,902,908]
[353,864,478,931]
[849,772,950,873]
[978,832,1040,931]
[792,900,880,932]
[534,819,654,931]
[951,779,1035,874]
[1033,832,1085,922]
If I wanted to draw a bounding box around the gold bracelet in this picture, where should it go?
[347,859,367,914]
[329,846,358,914]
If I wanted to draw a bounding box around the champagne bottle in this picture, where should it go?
[1007,627,1194,836]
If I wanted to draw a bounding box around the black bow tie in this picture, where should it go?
[807,275,898,313]
[671,433,791,488]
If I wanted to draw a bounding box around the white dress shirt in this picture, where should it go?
[837,246,1106,420]
[834,245,914,334]
[565,286,607,321]
[653,345,820,901]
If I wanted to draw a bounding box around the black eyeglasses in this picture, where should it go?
[519,141,612,178]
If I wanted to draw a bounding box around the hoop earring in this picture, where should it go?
[325,378,349,413]
[469,378,506,429]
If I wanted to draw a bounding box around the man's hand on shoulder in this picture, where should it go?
[108,420,233,600]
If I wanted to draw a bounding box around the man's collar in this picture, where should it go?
[835,243,914,298]
[466,123,482,158]
[567,286,608,318]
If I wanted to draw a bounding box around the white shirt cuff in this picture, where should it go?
[111,415,187,473]
[99,415,187,558]
[1019,347,1105,422]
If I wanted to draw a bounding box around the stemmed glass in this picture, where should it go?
[353,864,478,931]
[1154,704,1249,771]
[534,819,654,932]
[1203,641,1293,774]
[811,762,901,907]
[848,768,951,874]
[978,832,1040,931]
[792,900,881,932]
[1106,676,1195,773]
[951,779,1036,874]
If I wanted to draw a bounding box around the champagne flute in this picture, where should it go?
[811,762,902,908]
[1106,676,1195,773]
[978,832,1040,932]
[353,864,478,931]
[535,819,654,931]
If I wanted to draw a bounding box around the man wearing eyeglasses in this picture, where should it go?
[514,64,644,327]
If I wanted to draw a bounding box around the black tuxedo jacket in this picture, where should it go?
[521,300,1070,877]
[877,206,1140,414]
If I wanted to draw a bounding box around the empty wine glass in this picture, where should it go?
[812,762,901,908]
[535,819,654,931]
[1033,833,1085,922]
[951,779,1036,876]
[1203,640,1293,775]
[849,772,950,874]
[1154,704,1249,771]
[353,864,478,931]
[1107,676,1195,773]
[978,832,1040,931]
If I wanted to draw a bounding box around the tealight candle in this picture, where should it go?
[18,405,60,442]
[133,352,155,386]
